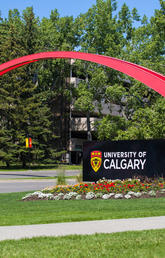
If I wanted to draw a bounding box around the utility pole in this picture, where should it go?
[86,67,92,142]
[69,59,73,164]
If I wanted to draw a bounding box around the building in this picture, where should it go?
[59,72,121,164]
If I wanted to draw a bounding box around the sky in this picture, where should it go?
[0,0,161,20]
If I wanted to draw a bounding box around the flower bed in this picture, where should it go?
[22,178,165,201]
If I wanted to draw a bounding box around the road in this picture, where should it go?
[0,169,80,179]
[0,170,80,193]
[0,179,77,193]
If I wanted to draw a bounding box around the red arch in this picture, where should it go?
[0,51,165,97]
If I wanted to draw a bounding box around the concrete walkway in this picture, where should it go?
[0,216,165,241]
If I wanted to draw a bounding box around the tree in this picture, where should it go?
[95,1,165,141]
[0,8,64,167]
[116,98,165,140]
[0,9,26,166]
[38,10,82,150]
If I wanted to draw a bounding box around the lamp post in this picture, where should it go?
[85,63,92,142]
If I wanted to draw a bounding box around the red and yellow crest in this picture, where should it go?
[91,151,102,172]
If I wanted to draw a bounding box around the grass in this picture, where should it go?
[0,192,165,226]
[0,229,165,257]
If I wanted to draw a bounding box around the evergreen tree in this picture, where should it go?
[0,9,25,166]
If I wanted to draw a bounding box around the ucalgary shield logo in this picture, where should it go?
[91,151,102,172]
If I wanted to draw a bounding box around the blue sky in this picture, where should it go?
[0,0,160,20]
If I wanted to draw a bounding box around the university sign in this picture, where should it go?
[83,139,165,181]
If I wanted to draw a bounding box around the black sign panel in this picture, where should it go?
[83,139,165,181]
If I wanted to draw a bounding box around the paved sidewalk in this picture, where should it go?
[0,216,165,241]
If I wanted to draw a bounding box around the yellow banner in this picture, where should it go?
[26,138,29,148]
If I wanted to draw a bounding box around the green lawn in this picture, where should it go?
[0,192,165,226]
[0,229,165,257]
